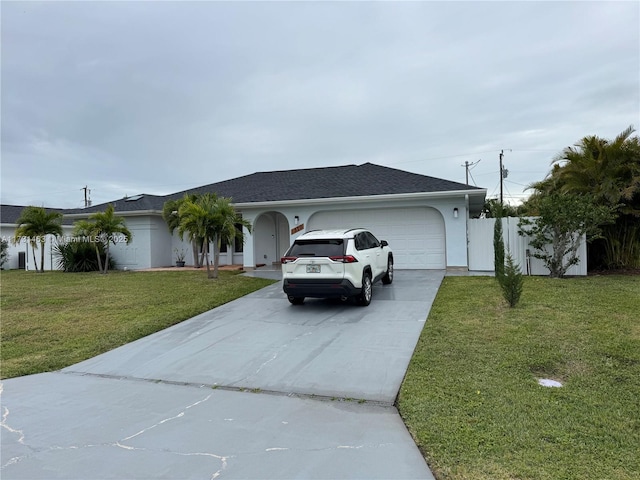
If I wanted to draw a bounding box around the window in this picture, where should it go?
[365,232,380,248]
[355,232,378,250]
[288,239,344,257]
[354,233,367,251]
[234,223,244,253]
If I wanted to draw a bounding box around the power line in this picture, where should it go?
[505,179,533,188]
[468,169,479,187]
[388,149,504,165]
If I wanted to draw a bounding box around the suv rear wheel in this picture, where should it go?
[357,272,372,306]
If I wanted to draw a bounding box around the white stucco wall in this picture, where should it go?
[2,192,473,272]
[1,226,25,270]
[106,215,172,269]
[239,194,471,270]
[2,225,74,271]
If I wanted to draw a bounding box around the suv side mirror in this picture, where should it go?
[380,240,388,247]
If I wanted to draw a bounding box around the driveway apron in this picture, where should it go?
[1,270,443,479]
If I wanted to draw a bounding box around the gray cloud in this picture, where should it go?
[2,1,638,208]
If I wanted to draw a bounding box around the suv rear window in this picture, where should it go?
[288,239,344,257]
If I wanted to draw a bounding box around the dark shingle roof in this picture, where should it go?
[2,163,485,220]
[168,162,482,204]
[0,205,73,225]
[62,194,167,216]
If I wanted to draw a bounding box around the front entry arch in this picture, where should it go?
[253,212,290,267]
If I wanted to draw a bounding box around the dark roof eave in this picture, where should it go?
[62,209,164,219]
[233,188,487,209]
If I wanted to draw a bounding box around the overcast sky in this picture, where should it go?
[1,1,638,209]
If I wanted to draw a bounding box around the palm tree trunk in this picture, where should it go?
[39,239,46,273]
[94,244,103,273]
[28,242,37,272]
[191,240,199,268]
[199,240,206,268]
[212,236,220,279]
[103,243,110,274]
[205,241,212,278]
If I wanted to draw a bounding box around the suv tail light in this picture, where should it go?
[329,255,358,263]
[281,256,297,264]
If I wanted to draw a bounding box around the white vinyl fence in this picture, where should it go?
[468,217,587,276]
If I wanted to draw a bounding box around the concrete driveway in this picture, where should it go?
[1,270,443,479]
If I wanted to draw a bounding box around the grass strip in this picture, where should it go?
[398,275,640,480]
[0,270,276,379]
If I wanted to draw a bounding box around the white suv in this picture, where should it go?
[281,228,393,306]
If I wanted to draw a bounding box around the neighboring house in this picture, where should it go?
[0,205,74,271]
[1,163,487,271]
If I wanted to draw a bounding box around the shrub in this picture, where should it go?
[500,253,523,307]
[518,193,614,278]
[53,240,115,272]
[0,238,8,268]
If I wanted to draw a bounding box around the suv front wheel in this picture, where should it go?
[357,272,372,306]
[382,257,393,285]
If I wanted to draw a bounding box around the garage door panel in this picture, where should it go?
[407,239,426,250]
[308,207,445,269]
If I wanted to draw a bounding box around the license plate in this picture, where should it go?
[306,265,321,273]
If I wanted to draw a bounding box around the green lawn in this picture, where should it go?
[398,275,640,480]
[0,270,276,379]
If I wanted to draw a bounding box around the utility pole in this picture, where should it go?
[82,186,91,208]
[499,151,504,205]
[499,150,510,205]
[461,160,481,185]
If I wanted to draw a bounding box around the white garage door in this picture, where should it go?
[307,207,445,269]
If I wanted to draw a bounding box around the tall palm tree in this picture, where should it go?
[14,206,63,273]
[162,194,203,267]
[178,194,215,277]
[73,219,103,272]
[88,205,133,274]
[209,196,252,279]
[178,194,251,279]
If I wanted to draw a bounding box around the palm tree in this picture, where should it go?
[528,125,640,268]
[178,194,215,277]
[162,194,203,267]
[550,125,640,211]
[178,194,251,279]
[14,206,63,273]
[73,219,103,272]
[209,196,252,279]
[88,205,133,274]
